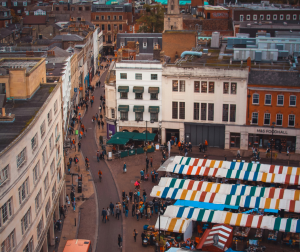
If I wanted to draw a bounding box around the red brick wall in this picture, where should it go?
[183,18,230,31]
[204,9,229,19]
[191,0,204,7]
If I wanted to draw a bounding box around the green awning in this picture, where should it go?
[148,87,160,93]
[118,105,129,112]
[107,137,129,145]
[118,86,129,92]
[133,86,144,93]
[133,105,144,112]
[132,132,156,141]
[149,106,160,113]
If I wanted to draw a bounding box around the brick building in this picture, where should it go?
[0,6,11,27]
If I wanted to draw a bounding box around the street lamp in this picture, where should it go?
[271,122,275,164]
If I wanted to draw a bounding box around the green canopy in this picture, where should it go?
[106,137,129,145]
[133,86,144,93]
[149,106,159,113]
[118,105,129,112]
[118,86,129,92]
[133,105,144,112]
[132,132,156,141]
[112,132,136,139]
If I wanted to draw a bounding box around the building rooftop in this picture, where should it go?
[0,58,41,73]
[53,34,84,41]
[0,84,56,152]
[23,15,47,25]
[0,28,13,40]
[227,3,300,11]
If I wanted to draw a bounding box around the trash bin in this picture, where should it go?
[78,181,82,193]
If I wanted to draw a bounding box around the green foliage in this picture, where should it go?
[137,4,164,33]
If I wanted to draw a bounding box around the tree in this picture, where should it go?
[136,4,164,33]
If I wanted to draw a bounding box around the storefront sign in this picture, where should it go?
[256,129,288,135]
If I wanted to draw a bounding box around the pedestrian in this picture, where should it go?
[110,202,114,216]
[122,200,126,213]
[72,200,76,211]
[150,156,153,168]
[199,143,202,152]
[86,103,89,111]
[123,162,127,173]
[115,204,120,220]
[70,191,75,203]
[67,162,71,173]
[129,190,133,202]
[132,203,135,217]
[136,208,140,221]
[102,208,107,223]
[204,139,208,151]
[140,169,144,181]
[78,142,81,152]
[133,229,138,242]
[98,119,100,129]
[143,189,147,202]
[155,170,158,182]
[72,139,75,149]
[151,170,155,183]
[122,190,125,201]
[147,206,151,219]
[224,155,227,161]
[189,142,192,152]
[125,204,129,217]
[146,157,149,173]
[106,207,110,221]
[101,120,104,129]
[60,205,65,218]
[118,234,122,248]
[184,147,188,157]
[97,150,100,162]
[175,136,177,146]
[137,190,140,202]
[69,157,72,167]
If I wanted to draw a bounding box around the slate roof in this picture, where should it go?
[0,28,13,40]
[248,70,300,86]
[23,15,47,25]
[53,34,84,41]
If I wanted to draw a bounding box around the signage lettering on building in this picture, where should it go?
[256,129,288,135]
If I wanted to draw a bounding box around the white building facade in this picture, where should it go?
[161,66,249,148]
[0,84,66,252]
[115,61,163,135]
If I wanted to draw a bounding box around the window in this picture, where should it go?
[289,115,295,127]
[253,14,257,20]
[107,15,110,20]
[52,182,56,200]
[150,113,158,122]
[44,173,49,193]
[4,11,7,16]
[23,1,27,5]
[45,198,50,217]
[264,113,270,125]
[56,144,60,162]
[179,81,185,92]
[130,26,133,31]
[209,82,214,93]
[1,2,5,6]
[293,14,297,20]
[119,15,122,20]
[35,189,42,213]
[280,14,284,20]
[201,81,207,93]
[120,92,127,99]
[40,120,46,137]
[17,9,21,13]
[231,83,237,94]
[57,167,62,183]
[135,112,143,121]
[96,15,99,20]
[101,15,105,20]
[201,103,207,120]
[265,94,271,105]
[111,109,115,119]
[17,148,26,168]
[49,134,54,152]
[240,15,244,21]
[194,81,200,92]
[18,178,29,204]
[276,114,283,126]
[120,112,128,121]
[277,95,284,105]
[108,24,111,31]
[290,95,296,106]
[23,237,33,252]
[101,24,105,31]
[37,216,43,240]
[230,104,236,122]
[208,104,214,121]
[113,15,116,20]
[172,80,178,91]
[0,165,9,185]
[0,197,13,227]
[286,14,290,20]
[119,24,122,31]
[120,73,127,79]
[21,208,31,235]
[260,14,264,20]
[179,102,185,119]
[33,161,40,184]
[135,73,142,80]
[1,230,15,252]
[42,147,47,167]
[135,93,143,99]
[50,159,54,176]
[55,124,58,138]
[13,2,17,6]
[246,14,250,20]
[222,104,228,122]
[47,109,52,125]
[31,133,38,151]
[150,93,158,100]
[252,112,258,124]
[151,74,157,80]
[273,14,277,20]
[172,102,178,119]
[223,82,229,94]
[266,14,270,20]
[252,94,259,104]
[194,103,199,120]
[54,100,58,114]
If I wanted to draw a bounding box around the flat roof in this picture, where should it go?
[0,58,42,73]
[204,6,228,10]
[0,84,56,152]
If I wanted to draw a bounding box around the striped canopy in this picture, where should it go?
[154,216,192,233]
[202,225,233,250]
[151,186,300,213]
[164,205,300,233]
[159,177,300,201]
[173,156,300,176]
[166,164,300,185]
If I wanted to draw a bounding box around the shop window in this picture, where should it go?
[276,114,283,126]
[194,81,200,92]
[223,82,229,94]
[201,81,207,93]
[264,113,270,125]
[172,102,178,119]
[290,95,296,106]
[230,104,236,122]
[120,112,128,121]
[222,104,228,122]
[289,114,295,127]
[194,103,199,120]
[231,83,237,94]
[179,102,185,119]
[201,103,207,120]
[265,94,271,105]
[230,133,240,148]
[253,15,257,20]
[252,94,259,104]
[208,103,214,121]
[209,82,214,93]
[273,14,277,20]
[179,81,185,92]
[277,95,284,106]
[172,80,178,91]
[252,112,258,124]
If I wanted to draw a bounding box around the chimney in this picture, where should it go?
[2,107,5,116]
[153,47,161,61]
[136,41,139,55]
[117,49,122,62]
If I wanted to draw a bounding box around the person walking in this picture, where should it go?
[60,205,65,218]
[69,157,72,167]
[97,119,100,129]
[143,190,147,202]
[133,229,138,242]
[96,150,100,162]
[150,156,153,168]
[129,190,133,203]
[118,234,122,248]
[123,162,127,173]
[125,204,129,217]
[110,202,114,216]
[115,204,120,220]
[189,142,192,152]
[72,139,75,149]
[78,142,81,152]
[151,170,155,183]
[101,120,104,129]
[146,157,149,174]
[137,190,140,202]
[140,169,144,181]
[72,200,76,212]
[204,139,208,151]
[102,208,107,223]
[136,208,140,221]
[106,207,110,221]
[132,203,135,217]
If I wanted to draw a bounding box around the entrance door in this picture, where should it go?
[230,133,240,148]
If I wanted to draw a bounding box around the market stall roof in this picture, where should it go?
[154,216,192,233]
[132,132,156,141]
[112,131,136,139]
[163,205,300,233]
[158,157,175,172]
[172,156,300,176]
[106,137,129,145]
[106,131,157,145]
[158,177,300,201]
[151,186,300,213]
[174,200,239,211]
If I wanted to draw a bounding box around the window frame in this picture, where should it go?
[289,95,296,106]
[120,92,128,99]
[194,103,199,120]
[264,113,270,125]
[293,14,297,20]
[231,83,237,94]
[135,93,143,100]
[280,14,284,20]
[150,113,158,122]
[266,14,270,20]
[40,120,46,137]
[179,80,185,92]
[289,114,295,127]
[31,133,38,151]
[201,103,207,121]
[33,161,40,184]
[252,112,258,124]
[276,113,283,126]
[37,216,43,240]
[223,82,229,94]
[265,94,271,105]
[179,102,185,119]
[21,208,31,235]
[135,112,143,121]
[135,73,142,80]
[35,189,42,213]
[252,94,259,104]
[240,15,244,21]
[277,94,284,106]
[230,104,236,122]
[286,14,290,20]
[194,81,200,92]
[208,103,214,121]
[151,74,157,80]
[222,104,229,122]
[120,73,127,79]
[0,165,9,185]
[17,148,26,168]
[0,197,13,227]
[150,93,158,100]
[246,14,250,20]
[1,229,15,252]
[253,14,257,20]
[209,82,214,93]
[172,102,178,119]
[120,112,128,121]
[201,81,207,93]
[172,80,178,92]
[47,109,52,125]
[260,14,264,20]
[273,14,277,20]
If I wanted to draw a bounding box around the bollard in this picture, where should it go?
[75,218,76,226]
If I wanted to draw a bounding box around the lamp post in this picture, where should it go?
[145,120,154,158]
[271,122,275,164]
